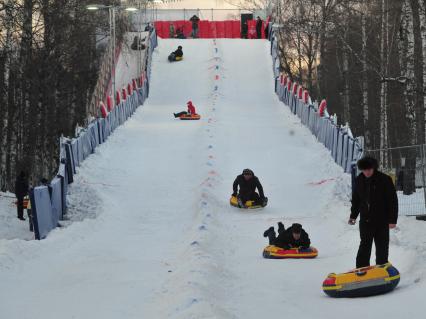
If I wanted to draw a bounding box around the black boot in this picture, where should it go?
[173,113,177,118]
[263,226,274,238]
[278,222,285,234]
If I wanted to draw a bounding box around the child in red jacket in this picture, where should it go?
[174,101,197,118]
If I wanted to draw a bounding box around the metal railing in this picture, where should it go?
[365,145,426,216]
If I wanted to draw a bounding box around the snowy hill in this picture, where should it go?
[0,39,425,319]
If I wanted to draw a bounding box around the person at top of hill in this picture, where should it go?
[263,222,311,249]
[174,101,197,118]
[256,16,263,39]
[190,15,200,38]
[232,169,267,207]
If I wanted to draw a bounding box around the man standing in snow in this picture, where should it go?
[349,156,398,268]
[190,15,200,38]
[15,171,29,221]
[256,16,263,39]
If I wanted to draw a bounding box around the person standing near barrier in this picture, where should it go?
[190,15,200,38]
[15,171,29,221]
[256,16,263,39]
[349,156,398,268]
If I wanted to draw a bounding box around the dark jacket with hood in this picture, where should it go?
[351,158,398,225]
[174,47,183,57]
[275,224,310,249]
[233,170,264,198]
[15,172,29,198]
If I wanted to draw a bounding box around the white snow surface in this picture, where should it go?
[1,39,425,319]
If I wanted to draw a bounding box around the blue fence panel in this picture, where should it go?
[332,127,339,161]
[336,131,345,166]
[31,186,54,240]
[71,139,79,168]
[80,132,92,160]
[64,143,75,183]
[50,177,62,226]
[346,139,355,173]
[342,134,349,170]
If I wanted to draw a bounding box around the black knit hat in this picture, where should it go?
[357,156,378,170]
[291,223,302,234]
[242,168,254,176]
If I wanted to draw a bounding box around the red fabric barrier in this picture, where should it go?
[216,21,226,38]
[247,20,257,39]
[231,21,241,38]
[199,20,210,38]
[210,21,217,38]
[154,21,167,38]
[154,20,270,39]
[225,21,233,38]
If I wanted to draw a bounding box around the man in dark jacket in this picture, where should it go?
[256,16,263,39]
[190,15,200,38]
[349,156,398,268]
[264,222,311,248]
[232,168,267,207]
[15,171,29,221]
[168,46,183,62]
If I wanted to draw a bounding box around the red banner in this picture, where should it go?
[155,20,266,39]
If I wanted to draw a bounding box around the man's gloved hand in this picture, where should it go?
[348,218,356,225]
[232,193,237,197]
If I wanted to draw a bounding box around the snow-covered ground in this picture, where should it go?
[0,39,425,319]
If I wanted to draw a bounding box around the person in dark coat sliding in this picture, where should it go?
[264,222,311,249]
[349,156,398,268]
[168,46,183,62]
[232,169,267,207]
[256,16,263,39]
[174,100,197,118]
[15,171,29,221]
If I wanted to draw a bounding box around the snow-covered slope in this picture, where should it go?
[0,39,425,319]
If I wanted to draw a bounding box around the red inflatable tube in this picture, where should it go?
[292,83,299,96]
[100,102,108,118]
[115,90,121,105]
[298,86,303,99]
[287,79,292,91]
[106,95,113,111]
[319,99,327,117]
[303,90,310,104]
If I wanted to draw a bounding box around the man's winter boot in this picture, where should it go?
[263,226,274,238]
[237,197,246,208]
[277,221,285,234]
